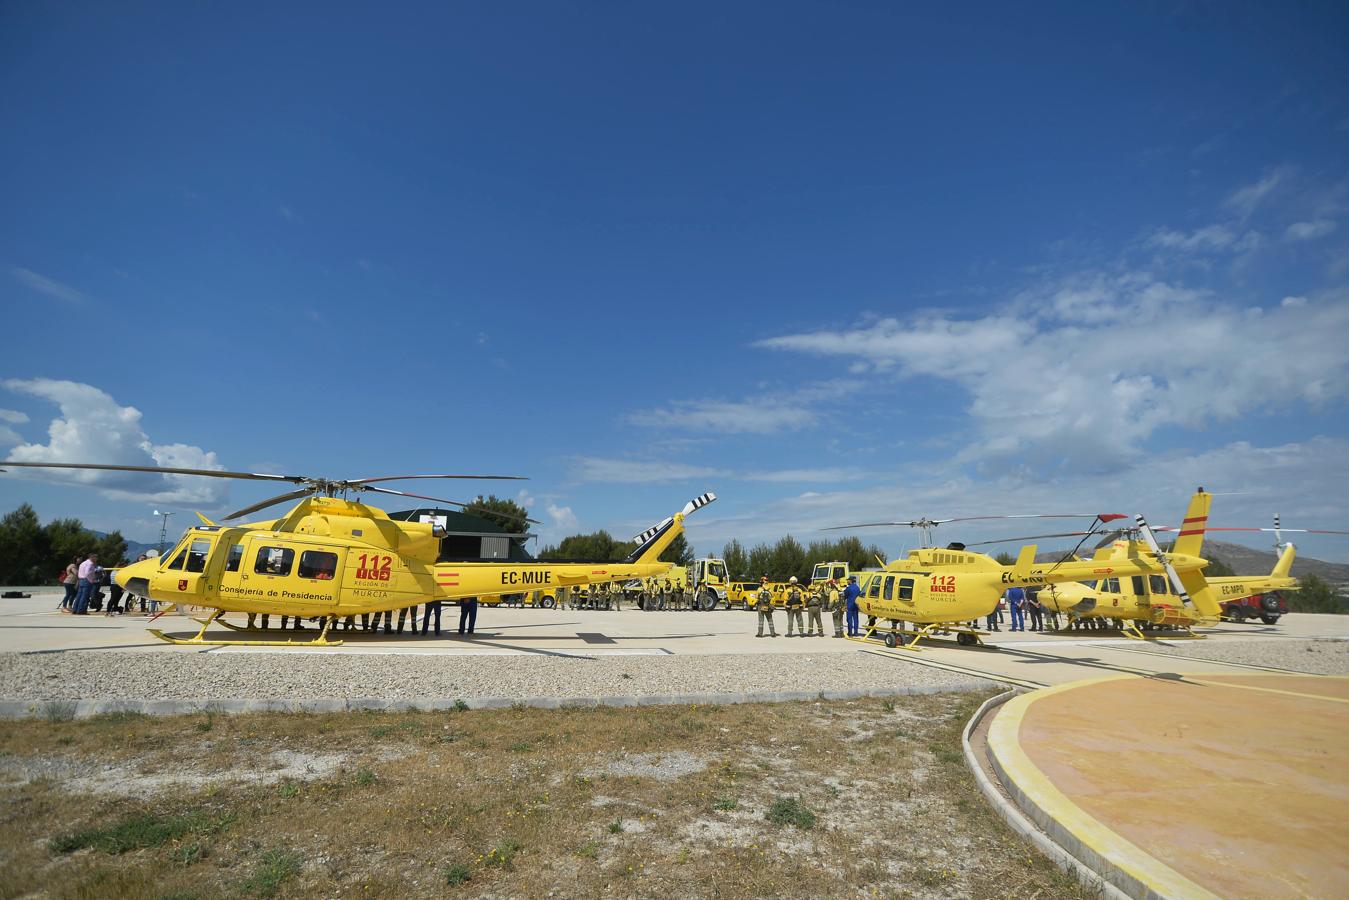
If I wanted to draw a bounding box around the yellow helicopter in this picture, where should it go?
[1020,501,1324,638]
[827,503,1202,649]
[2,460,714,647]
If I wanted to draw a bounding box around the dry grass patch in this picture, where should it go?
[0,694,1091,899]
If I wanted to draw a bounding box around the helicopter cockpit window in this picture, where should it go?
[899,578,914,600]
[882,576,895,600]
[298,551,338,580]
[254,547,294,577]
[185,538,211,573]
[867,577,881,599]
[1102,577,1120,593]
[1131,576,1146,596]
[224,544,244,573]
[165,540,189,571]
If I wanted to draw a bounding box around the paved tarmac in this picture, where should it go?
[987,672,1349,899]
[3,591,1346,681]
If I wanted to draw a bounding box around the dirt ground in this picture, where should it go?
[0,692,1089,899]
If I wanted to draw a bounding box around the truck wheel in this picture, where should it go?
[698,590,717,612]
[540,596,556,610]
[1260,614,1280,625]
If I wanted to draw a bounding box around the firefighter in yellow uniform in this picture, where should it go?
[828,579,844,638]
[785,577,805,637]
[754,576,777,638]
[805,583,824,636]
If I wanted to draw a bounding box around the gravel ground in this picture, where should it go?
[1141,638,1349,675]
[0,650,984,703]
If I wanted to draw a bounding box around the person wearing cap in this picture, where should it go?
[784,577,805,637]
[828,578,845,638]
[754,576,777,638]
[843,575,862,637]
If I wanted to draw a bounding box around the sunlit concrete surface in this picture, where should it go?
[990,673,1349,899]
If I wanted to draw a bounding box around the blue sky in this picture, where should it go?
[3,2,1348,562]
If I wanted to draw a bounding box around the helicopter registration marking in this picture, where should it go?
[500,570,553,586]
[356,553,393,582]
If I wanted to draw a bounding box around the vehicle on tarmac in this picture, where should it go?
[1,459,716,647]
[1221,592,1287,624]
[810,561,851,587]
[688,557,729,610]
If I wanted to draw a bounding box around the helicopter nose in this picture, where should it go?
[114,558,156,598]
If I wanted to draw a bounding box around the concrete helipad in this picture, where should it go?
[986,672,1349,899]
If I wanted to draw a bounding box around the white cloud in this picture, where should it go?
[10,267,85,305]
[1,379,226,504]
[757,282,1349,473]
[741,467,868,483]
[0,409,28,424]
[571,457,731,484]
[1284,220,1338,242]
[1147,224,1237,252]
[691,438,1349,562]
[628,380,860,434]
[1225,166,1293,217]
[546,503,578,531]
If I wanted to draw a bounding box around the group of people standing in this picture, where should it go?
[245,598,481,636]
[753,574,863,638]
[986,586,1057,632]
[57,552,156,616]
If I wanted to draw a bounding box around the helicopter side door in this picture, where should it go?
[150,532,217,603]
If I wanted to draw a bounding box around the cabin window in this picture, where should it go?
[1149,575,1169,594]
[298,550,338,580]
[832,566,846,581]
[254,547,294,576]
[882,576,895,600]
[224,544,244,572]
[185,538,211,573]
[166,546,188,570]
[1103,577,1120,593]
[1131,576,1146,596]
[813,565,827,581]
[867,577,881,599]
[899,578,914,600]
[708,561,726,580]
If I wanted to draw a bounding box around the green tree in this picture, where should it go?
[0,504,47,585]
[43,517,90,576]
[721,539,748,580]
[463,495,531,535]
[768,535,809,582]
[94,531,129,567]
[993,551,1016,566]
[1287,574,1348,614]
[746,543,773,581]
[538,530,635,561]
[1205,555,1236,578]
[660,533,695,567]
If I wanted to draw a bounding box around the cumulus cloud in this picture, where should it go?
[690,438,1349,561]
[1284,220,1338,242]
[756,281,1349,473]
[10,267,85,305]
[741,467,869,483]
[628,381,860,434]
[1,379,226,504]
[571,457,731,484]
[1225,166,1293,217]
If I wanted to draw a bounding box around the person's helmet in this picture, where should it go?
[789,576,798,584]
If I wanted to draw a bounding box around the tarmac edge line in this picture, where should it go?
[962,689,1129,900]
[986,675,1220,900]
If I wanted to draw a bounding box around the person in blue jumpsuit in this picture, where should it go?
[421,599,442,636]
[458,596,478,635]
[843,575,862,637]
[1006,586,1026,632]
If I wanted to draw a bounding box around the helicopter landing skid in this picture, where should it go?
[1122,621,1204,641]
[150,612,344,648]
[847,622,988,651]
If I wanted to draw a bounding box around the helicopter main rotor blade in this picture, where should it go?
[0,460,304,482]
[359,485,542,525]
[966,530,1103,547]
[350,474,529,484]
[822,513,1115,532]
[223,488,316,521]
